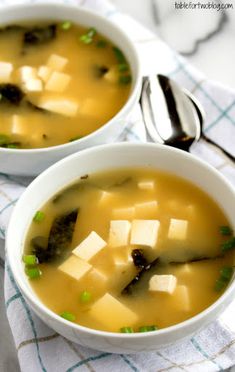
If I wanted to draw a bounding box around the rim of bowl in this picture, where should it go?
[7,142,235,339]
[0,2,141,154]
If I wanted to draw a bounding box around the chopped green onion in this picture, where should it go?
[120,327,134,333]
[7,143,20,149]
[119,75,132,85]
[60,311,76,322]
[215,278,226,291]
[96,40,107,48]
[219,226,233,236]
[0,134,10,146]
[112,47,126,63]
[215,266,233,291]
[220,267,233,280]
[69,135,83,142]
[87,27,97,38]
[23,254,38,266]
[25,267,41,279]
[61,21,72,30]
[80,34,92,44]
[139,325,158,332]
[221,237,235,252]
[33,210,45,223]
[80,27,97,44]
[80,290,92,303]
[118,63,129,72]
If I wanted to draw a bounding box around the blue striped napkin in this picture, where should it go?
[2,0,235,371]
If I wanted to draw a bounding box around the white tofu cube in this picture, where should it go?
[18,66,37,83]
[108,220,131,248]
[113,251,133,268]
[0,62,13,82]
[174,285,190,311]
[130,220,160,248]
[149,274,177,294]
[45,71,71,92]
[24,78,43,92]
[112,206,135,220]
[88,268,109,286]
[138,180,155,190]
[38,65,52,82]
[89,293,138,330]
[47,54,68,71]
[135,200,158,216]
[104,67,118,83]
[38,98,78,117]
[168,219,188,240]
[10,115,25,135]
[72,231,106,261]
[58,255,92,281]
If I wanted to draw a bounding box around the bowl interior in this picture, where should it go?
[7,143,235,337]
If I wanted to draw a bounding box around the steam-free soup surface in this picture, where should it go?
[24,169,235,333]
[0,22,131,149]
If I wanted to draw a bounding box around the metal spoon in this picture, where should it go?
[140,74,235,162]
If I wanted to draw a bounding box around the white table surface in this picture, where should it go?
[1,0,235,371]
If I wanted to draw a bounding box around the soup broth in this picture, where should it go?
[24,169,235,333]
[0,22,131,149]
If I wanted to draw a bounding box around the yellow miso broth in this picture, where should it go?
[0,22,131,149]
[23,168,235,333]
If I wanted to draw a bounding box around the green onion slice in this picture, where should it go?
[61,21,72,30]
[139,325,158,332]
[112,47,126,63]
[0,134,10,146]
[118,63,129,72]
[119,75,132,85]
[221,237,235,252]
[80,290,92,303]
[23,255,38,266]
[220,267,233,280]
[96,40,107,48]
[120,327,134,333]
[33,210,45,223]
[219,226,233,236]
[60,311,76,322]
[25,267,41,279]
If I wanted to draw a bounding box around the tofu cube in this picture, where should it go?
[173,285,190,311]
[24,78,43,92]
[149,274,177,294]
[104,67,118,83]
[58,255,92,281]
[88,268,109,287]
[108,220,131,248]
[89,293,138,330]
[18,66,37,83]
[168,219,188,240]
[10,115,25,135]
[38,98,78,117]
[72,231,106,261]
[45,71,71,92]
[37,65,52,82]
[112,206,135,220]
[138,180,155,190]
[135,200,158,217]
[113,251,133,268]
[47,54,68,71]
[0,62,13,82]
[130,220,160,248]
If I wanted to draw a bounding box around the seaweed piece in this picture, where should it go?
[25,100,49,113]
[122,257,159,295]
[0,25,26,33]
[32,208,78,263]
[131,249,147,269]
[80,174,89,180]
[23,24,57,46]
[0,84,25,105]
[93,65,109,78]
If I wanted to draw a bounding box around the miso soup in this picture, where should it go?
[0,22,131,149]
[23,169,235,333]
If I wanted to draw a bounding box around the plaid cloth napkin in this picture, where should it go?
[2,0,235,371]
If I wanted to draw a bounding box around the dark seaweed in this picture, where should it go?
[23,24,57,46]
[122,257,159,295]
[0,25,26,33]
[32,209,78,263]
[131,249,147,269]
[93,65,109,78]
[0,84,25,105]
[80,174,89,180]
[26,100,49,113]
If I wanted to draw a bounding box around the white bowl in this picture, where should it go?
[0,3,141,176]
[7,143,235,354]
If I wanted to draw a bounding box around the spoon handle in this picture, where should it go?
[200,133,235,163]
